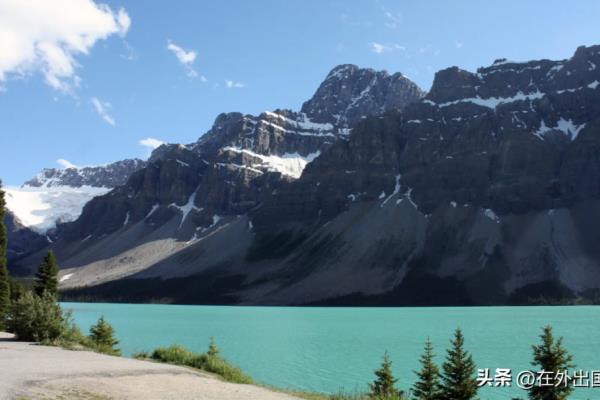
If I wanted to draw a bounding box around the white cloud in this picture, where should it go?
[167,40,201,78]
[454,40,464,49]
[56,158,78,169]
[91,97,115,126]
[225,80,246,89]
[167,42,196,64]
[139,137,165,150]
[370,42,405,54]
[116,8,131,37]
[0,0,130,93]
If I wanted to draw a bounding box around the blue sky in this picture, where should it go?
[1,0,599,186]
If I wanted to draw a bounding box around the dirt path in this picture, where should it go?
[0,332,303,400]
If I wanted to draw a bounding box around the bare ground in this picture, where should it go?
[0,332,302,400]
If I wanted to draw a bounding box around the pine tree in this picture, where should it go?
[9,278,26,302]
[34,250,59,298]
[412,338,442,400]
[370,351,400,399]
[207,336,220,358]
[0,180,11,330]
[528,325,574,400]
[89,315,121,356]
[440,329,478,400]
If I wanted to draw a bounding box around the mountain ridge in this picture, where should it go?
[11,47,600,306]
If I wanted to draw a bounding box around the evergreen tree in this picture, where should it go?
[207,336,220,358]
[528,325,574,400]
[412,338,442,400]
[0,180,11,330]
[34,250,59,298]
[440,329,478,400]
[370,351,400,399]
[89,315,121,356]
[9,278,26,302]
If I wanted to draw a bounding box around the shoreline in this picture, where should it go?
[59,299,600,308]
[0,332,304,400]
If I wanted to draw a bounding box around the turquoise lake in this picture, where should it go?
[63,303,600,399]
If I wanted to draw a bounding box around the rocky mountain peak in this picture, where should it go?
[301,64,424,128]
[426,45,600,107]
[25,158,147,189]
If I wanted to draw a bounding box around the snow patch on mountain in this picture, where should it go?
[535,118,586,140]
[434,90,545,109]
[170,188,202,230]
[4,185,111,234]
[223,146,321,178]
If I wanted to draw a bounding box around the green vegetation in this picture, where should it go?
[529,325,574,400]
[0,180,11,330]
[207,336,219,357]
[135,339,253,384]
[369,351,404,399]
[9,278,28,302]
[34,250,59,298]
[412,338,442,400]
[8,290,64,342]
[7,287,122,357]
[89,316,121,356]
[440,329,478,400]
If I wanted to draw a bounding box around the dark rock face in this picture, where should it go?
[55,65,424,244]
[248,44,600,304]
[262,44,600,226]
[4,210,47,272]
[301,64,425,127]
[40,47,600,305]
[25,159,147,188]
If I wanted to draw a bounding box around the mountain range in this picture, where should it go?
[6,45,600,305]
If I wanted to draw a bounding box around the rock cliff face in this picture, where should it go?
[20,47,600,306]
[47,65,423,255]
[4,211,47,269]
[247,45,600,304]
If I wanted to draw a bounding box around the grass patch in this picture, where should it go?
[135,342,253,384]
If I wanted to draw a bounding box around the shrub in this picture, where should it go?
[145,340,253,384]
[203,354,253,384]
[151,344,203,366]
[8,291,64,342]
[52,310,91,350]
[89,316,121,356]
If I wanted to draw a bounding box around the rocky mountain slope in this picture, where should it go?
[16,65,423,287]
[16,46,600,306]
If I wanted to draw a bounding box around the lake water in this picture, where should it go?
[63,303,600,399]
